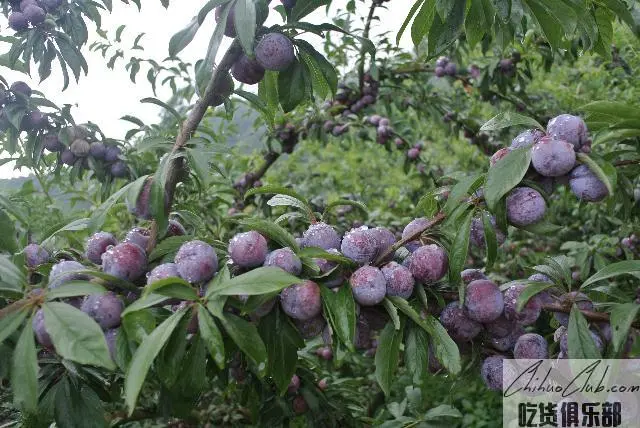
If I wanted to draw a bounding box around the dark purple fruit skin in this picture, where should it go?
[21,111,47,130]
[381,261,414,299]
[124,227,150,252]
[24,243,49,268]
[166,219,186,237]
[554,291,594,326]
[292,395,308,414]
[61,149,76,165]
[484,315,513,339]
[89,142,106,159]
[102,242,148,282]
[486,326,523,352]
[215,5,236,37]
[81,292,124,330]
[371,227,395,259]
[503,283,541,326]
[129,179,153,219]
[23,4,46,25]
[302,222,341,250]
[175,240,218,283]
[105,328,119,361]
[531,136,576,177]
[110,161,128,178]
[402,217,429,252]
[568,164,609,202]
[264,247,302,275]
[231,54,266,85]
[146,263,180,285]
[444,62,457,76]
[510,129,545,149]
[350,266,386,306]
[546,114,588,150]
[461,268,488,284]
[408,244,448,283]
[506,187,546,227]
[341,227,378,265]
[33,309,53,348]
[70,139,90,157]
[464,279,504,323]
[20,0,38,11]
[48,260,87,289]
[481,355,505,391]
[9,12,29,31]
[43,133,63,152]
[280,280,322,321]
[513,333,548,359]
[10,81,32,97]
[255,33,295,72]
[439,301,482,342]
[85,232,117,265]
[470,216,506,248]
[280,0,295,10]
[104,145,121,162]
[210,72,234,107]
[293,315,326,339]
[228,231,268,268]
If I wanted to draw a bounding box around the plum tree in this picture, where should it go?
[340,227,378,264]
[255,33,295,71]
[81,292,124,330]
[503,283,542,325]
[464,280,504,323]
[547,114,588,150]
[350,266,386,306]
[531,136,576,177]
[407,244,448,283]
[102,242,148,282]
[85,232,117,264]
[439,301,482,342]
[513,333,549,359]
[24,243,49,268]
[381,261,414,299]
[569,165,609,202]
[228,231,268,268]
[302,222,341,250]
[506,187,546,226]
[175,240,218,283]
[264,247,302,275]
[280,280,322,321]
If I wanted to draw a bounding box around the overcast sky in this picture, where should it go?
[0,0,414,178]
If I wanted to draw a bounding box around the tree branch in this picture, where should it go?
[358,0,378,90]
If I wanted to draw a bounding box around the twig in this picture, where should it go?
[358,0,378,90]
[614,159,640,167]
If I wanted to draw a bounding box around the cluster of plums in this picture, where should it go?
[434,56,457,78]
[7,0,63,31]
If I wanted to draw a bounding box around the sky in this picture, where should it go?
[0,0,414,178]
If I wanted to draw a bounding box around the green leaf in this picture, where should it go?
[320,284,356,349]
[582,261,640,288]
[0,256,26,293]
[11,317,38,413]
[576,153,615,196]
[122,310,155,344]
[515,281,555,312]
[142,277,198,301]
[148,235,191,262]
[43,302,115,370]
[197,305,225,369]
[41,218,91,247]
[278,59,307,112]
[296,40,338,97]
[238,218,300,251]
[53,377,106,428]
[427,0,465,56]
[290,0,330,21]
[322,199,368,218]
[609,303,640,355]
[140,97,182,122]
[169,17,200,57]
[581,101,640,121]
[411,0,436,47]
[234,0,257,56]
[519,221,563,235]
[484,147,532,211]
[424,404,462,420]
[465,0,487,48]
[258,306,304,395]
[375,320,404,396]
[404,323,429,385]
[449,209,474,301]
[444,174,483,214]
[480,112,543,131]
[482,211,497,268]
[218,312,267,376]
[382,298,401,330]
[397,0,426,45]
[298,247,357,267]
[46,281,107,300]
[567,305,601,359]
[124,308,187,414]
[415,191,439,217]
[0,308,28,344]
[245,185,311,207]
[211,267,299,296]
[90,178,143,231]
[0,209,18,253]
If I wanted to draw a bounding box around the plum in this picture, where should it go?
[381,261,414,299]
[228,231,268,268]
[48,260,88,289]
[110,161,128,178]
[43,133,64,152]
[484,315,515,339]
[461,268,488,284]
[434,67,445,77]
[486,327,524,352]
[146,263,180,285]
[10,81,32,97]
[166,219,186,237]
[104,145,121,162]
[8,12,29,31]
[124,227,150,252]
[32,309,53,348]
[503,283,541,326]
[554,291,594,326]
[128,178,153,219]
[293,315,326,339]
[464,279,504,323]
[292,395,308,414]
[81,292,124,330]
[255,33,295,72]
[302,222,341,250]
[402,217,430,251]
[105,328,119,361]
[470,215,506,248]
[215,5,236,37]
[23,4,45,25]
[506,187,546,227]
[407,147,420,159]
[85,232,117,264]
[341,227,378,265]
[24,243,49,268]
[264,247,302,275]
[350,266,386,306]
[490,148,511,166]
[568,164,609,202]
[231,54,265,85]
[210,72,235,107]
[408,244,448,283]
[499,58,515,76]
[513,333,548,359]
[371,226,395,259]
[287,374,300,393]
[481,355,506,391]
[439,301,482,342]
[280,280,322,321]
[313,249,343,288]
[175,240,218,283]
[102,242,148,282]
[444,62,457,76]
[547,114,588,150]
[21,111,47,130]
[531,136,576,177]
[353,316,372,350]
[510,129,544,149]
[89,142,106,159]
